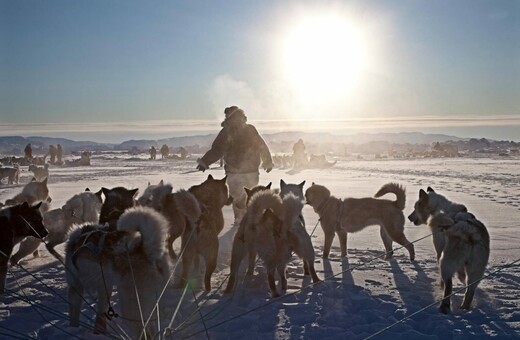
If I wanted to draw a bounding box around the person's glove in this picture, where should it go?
[196,158,208,172]
[263,163,273,173]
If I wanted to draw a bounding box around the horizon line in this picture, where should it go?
[1,115,518,143]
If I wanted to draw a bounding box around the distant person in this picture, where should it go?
[150,146,157,160]
[46,145,58,164]
[24,143,32,160]
[161,144,169,159]
[292,138,307,168]
[56,144,63,164]
[80,151,91,166]
[196,106,273,226]
[178,146,188,160]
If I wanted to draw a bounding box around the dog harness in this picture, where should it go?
[71,226,111,268]
[316,196,344,232]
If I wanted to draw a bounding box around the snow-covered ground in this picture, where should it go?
[0,154,519,339]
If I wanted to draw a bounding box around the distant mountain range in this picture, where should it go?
[0,131,468,155]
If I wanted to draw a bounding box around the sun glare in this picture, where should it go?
[280,11,368,111]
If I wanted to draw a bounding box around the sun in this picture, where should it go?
[280,11,368,111]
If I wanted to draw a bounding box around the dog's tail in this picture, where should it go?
[374,182,406,210]
[117,206,170,261]
[247,190,284,226]
[172,189,201,225]
[430,212,489,244]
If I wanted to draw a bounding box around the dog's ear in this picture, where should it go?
[130,188,139,198]
[427,186,435,193]
[42,177,48,185]
[419,189,428,199]
[147,182,151,187]
[266,182,272,189]
[244,187,252,197]
[280,179,286,188]
[207,174,214,180]
[21,201,30,210]
[34,201,43,209]
[101,187,110,197]
[85,188,90,191]
[31,177,37,182]
[159,179,164,186]
[312,182,315,186]
[298,180,306,188]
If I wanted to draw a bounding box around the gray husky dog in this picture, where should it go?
[408,187,490,314]
[139,181,201,260]
[305,182,415,260]
[66,206,171,337]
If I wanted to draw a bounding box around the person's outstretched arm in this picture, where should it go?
[197,128,229,170]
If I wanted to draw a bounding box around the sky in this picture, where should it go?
[1,0,519,142]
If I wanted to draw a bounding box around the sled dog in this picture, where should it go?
[188,174,232,234]
[0,164,20,185]
[408,186,468,261]
[137,180,165,206]
[305,182,415,260]
[10,188,103,264]
[225,183,274,293]
[5,177,50,208]
[99,186,139,228]
[66,206,171,337]
[176,175,231,290]
[140,182,201,260]
[279,179,305,200]
[29,163,50,181]
[0,202,48,292]
[408,187,490,313]
[226,190,320,297]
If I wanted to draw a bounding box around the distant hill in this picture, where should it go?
[263,131,465,145]
[0,131,470,155]
[0,136,113,155]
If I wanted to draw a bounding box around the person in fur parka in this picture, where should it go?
[197,106,273,226]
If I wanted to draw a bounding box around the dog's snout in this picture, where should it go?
[408,212,418,224]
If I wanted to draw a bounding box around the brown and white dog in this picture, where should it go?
[305,182,415,261]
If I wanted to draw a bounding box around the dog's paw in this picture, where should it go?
[439,304,450,314]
